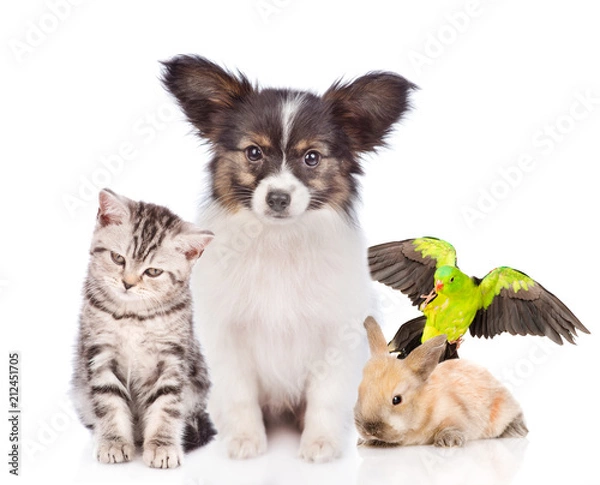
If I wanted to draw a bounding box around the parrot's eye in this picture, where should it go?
[392,395,402,406]
[450,277,455,283]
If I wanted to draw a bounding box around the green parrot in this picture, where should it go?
[368,237,589,360]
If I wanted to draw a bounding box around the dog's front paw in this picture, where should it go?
[226,432,267,460]
[95,439,134,464]
[143,442,183,468]
[298,436,341,463]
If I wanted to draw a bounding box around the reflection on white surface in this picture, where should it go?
[24,399,600,485]
[357,438,528,485]
[65,424,529,485]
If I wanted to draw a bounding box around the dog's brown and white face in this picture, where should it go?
[208,89,356,222]
[162,56,416,223]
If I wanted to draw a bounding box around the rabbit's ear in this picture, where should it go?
[404,335,447,381]
[364,317,388,356]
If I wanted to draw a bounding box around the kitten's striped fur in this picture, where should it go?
[71,189,215,468]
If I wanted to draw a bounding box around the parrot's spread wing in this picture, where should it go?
[470,267,590,344]
[368,237,457,306]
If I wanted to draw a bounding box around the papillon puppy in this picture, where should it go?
[162,55,415,462]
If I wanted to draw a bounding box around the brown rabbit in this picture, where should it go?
[354,317,528,447]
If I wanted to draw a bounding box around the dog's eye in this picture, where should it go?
[304,150,321,167]
[245,145,263,162]
[392,395,402,406]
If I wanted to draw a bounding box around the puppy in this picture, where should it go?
[162,55,415,462]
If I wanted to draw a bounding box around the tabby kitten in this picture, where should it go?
[71,189,216,468]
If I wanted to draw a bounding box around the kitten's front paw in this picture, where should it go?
[434,428,466,448]
[298,435,341,463]
[226,432,267,460]
[95,439,134,464]
[143,443,183,469]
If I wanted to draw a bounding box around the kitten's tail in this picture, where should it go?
[183,409,217,452]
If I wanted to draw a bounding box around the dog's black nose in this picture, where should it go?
[266,191,291,212]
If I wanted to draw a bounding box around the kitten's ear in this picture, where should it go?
[177,224,214,261]
[323,72,417,154]
[97,189,130,226]
[161,55,254,143]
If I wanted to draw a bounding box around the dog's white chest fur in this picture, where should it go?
[193,204,371,408]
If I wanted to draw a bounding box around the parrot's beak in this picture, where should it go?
[435,280,444,292]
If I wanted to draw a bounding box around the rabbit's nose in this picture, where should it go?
[363,421,383,436]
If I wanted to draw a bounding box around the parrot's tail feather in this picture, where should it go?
[443,342,460,360]
[388,316,427,358]
[389,316,460,362]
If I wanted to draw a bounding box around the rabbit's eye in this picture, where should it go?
[392,395,402,406]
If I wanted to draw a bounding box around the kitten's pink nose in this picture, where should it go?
[122,274,139,290]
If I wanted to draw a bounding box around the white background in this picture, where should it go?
[2,1,599,484]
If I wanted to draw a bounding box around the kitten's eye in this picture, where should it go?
[392,395,402,406]
[245,145,263,162]
[144,268,163,278]
[110,252,125,266]
[304,150,321,168]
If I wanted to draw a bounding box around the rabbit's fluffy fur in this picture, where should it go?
[354,317,528,447]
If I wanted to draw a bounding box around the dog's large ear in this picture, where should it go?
[324,72,417,154]
[161,55,253,142]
